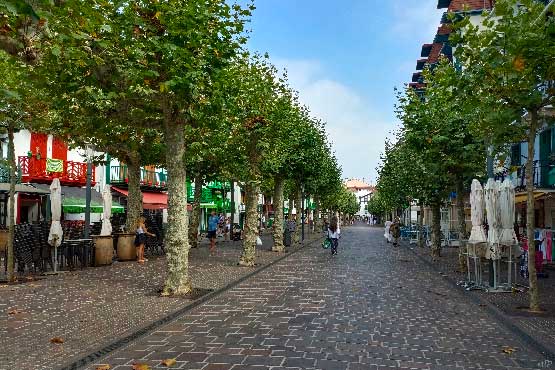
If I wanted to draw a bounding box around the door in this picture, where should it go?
[30,132,47,156]
[540,129,551,187]
[52,137,68,161]
[29,133,47,177]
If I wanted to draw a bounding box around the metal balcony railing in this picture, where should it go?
[18,156,94,186]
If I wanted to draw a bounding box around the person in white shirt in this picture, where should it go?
[327,216,341,255]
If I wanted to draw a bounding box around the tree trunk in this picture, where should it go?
[188,175,203,248]
[161,117,191,296]
[7,124,16,282]
[431,202,441,259]
[272,177,285,252]
[417,200,424,248]
[239,182,259,266]
[526,111,540,312]
[293,186,302,245]
[456,177,468,273]
[125,153,142,232]
[264,194,270,230]
[314,195,321,233]
[230,180,235,227]
[288,197,293,219]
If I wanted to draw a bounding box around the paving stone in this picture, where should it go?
[315,359,349,370]
[282,357,317,368]
[242,355,284,366]
[203,364,234,370]
[206,354,246,364]
[5,225,551,370]
[0,232,306,370]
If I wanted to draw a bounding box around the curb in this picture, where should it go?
[403,243,555,363]
[58,236,322,370]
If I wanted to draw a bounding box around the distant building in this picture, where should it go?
[344,179,375,216]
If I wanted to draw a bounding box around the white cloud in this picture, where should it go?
[391,0,443,41]
[391,0,444,87]
[273,58,400,184]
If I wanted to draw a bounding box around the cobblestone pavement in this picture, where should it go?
[0,231,315,370]
[405,235,555,359]
[87,225,552,370]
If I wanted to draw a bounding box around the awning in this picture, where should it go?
[62,197,125,214]
[0,183,50,194]
[112,187,167,210]
[514,191,555,204]
[112,186,192,211]
[31,183,104,202]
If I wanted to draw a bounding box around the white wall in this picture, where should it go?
[354,189,371,216]
[13,130,31,159]
[0,134,7,159]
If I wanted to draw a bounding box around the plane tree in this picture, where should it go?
[40,0,253,295]
[452,0,555,311]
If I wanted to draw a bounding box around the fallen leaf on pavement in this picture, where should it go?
[161,358,177,367]
[96,365,111,370]
[502,346,516,354]
[50,337,64,344]
[132,364,151,370]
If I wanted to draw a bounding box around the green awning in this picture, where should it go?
[62,197,125,214]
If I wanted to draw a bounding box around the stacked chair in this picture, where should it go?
[144,211,165,256]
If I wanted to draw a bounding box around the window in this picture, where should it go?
[510,143,521,166]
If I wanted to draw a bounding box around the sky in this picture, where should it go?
[244,0,443,184]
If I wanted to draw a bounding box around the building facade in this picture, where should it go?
[0,129,247,231]
[344,179,375,217]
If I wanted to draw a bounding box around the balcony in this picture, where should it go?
[109,165,167,189]
[0,163,21,184]
[18,156,94,186]
[503,161,555,191]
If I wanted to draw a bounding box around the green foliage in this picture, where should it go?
[452,0,555,121]
[449,0,555,309]
[366,193,387,217]
[378,60,487,214]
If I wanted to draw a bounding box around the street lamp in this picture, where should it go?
[84,144,94,238]
[301,183,305,242]
[486,144,495,287]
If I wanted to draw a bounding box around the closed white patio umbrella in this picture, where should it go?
[468,179,487,244]
[498,178,518,246]
[485,178,502,260]
[48,178,63,272]
[465,179,488,288]
[100,186,112,236]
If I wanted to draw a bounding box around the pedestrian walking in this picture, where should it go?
[390,217,401,247]
[208,211,220,255]
[224,217,231,242]
[327,216,341,255]
[218,213,224,237]
[134,216,155,264]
